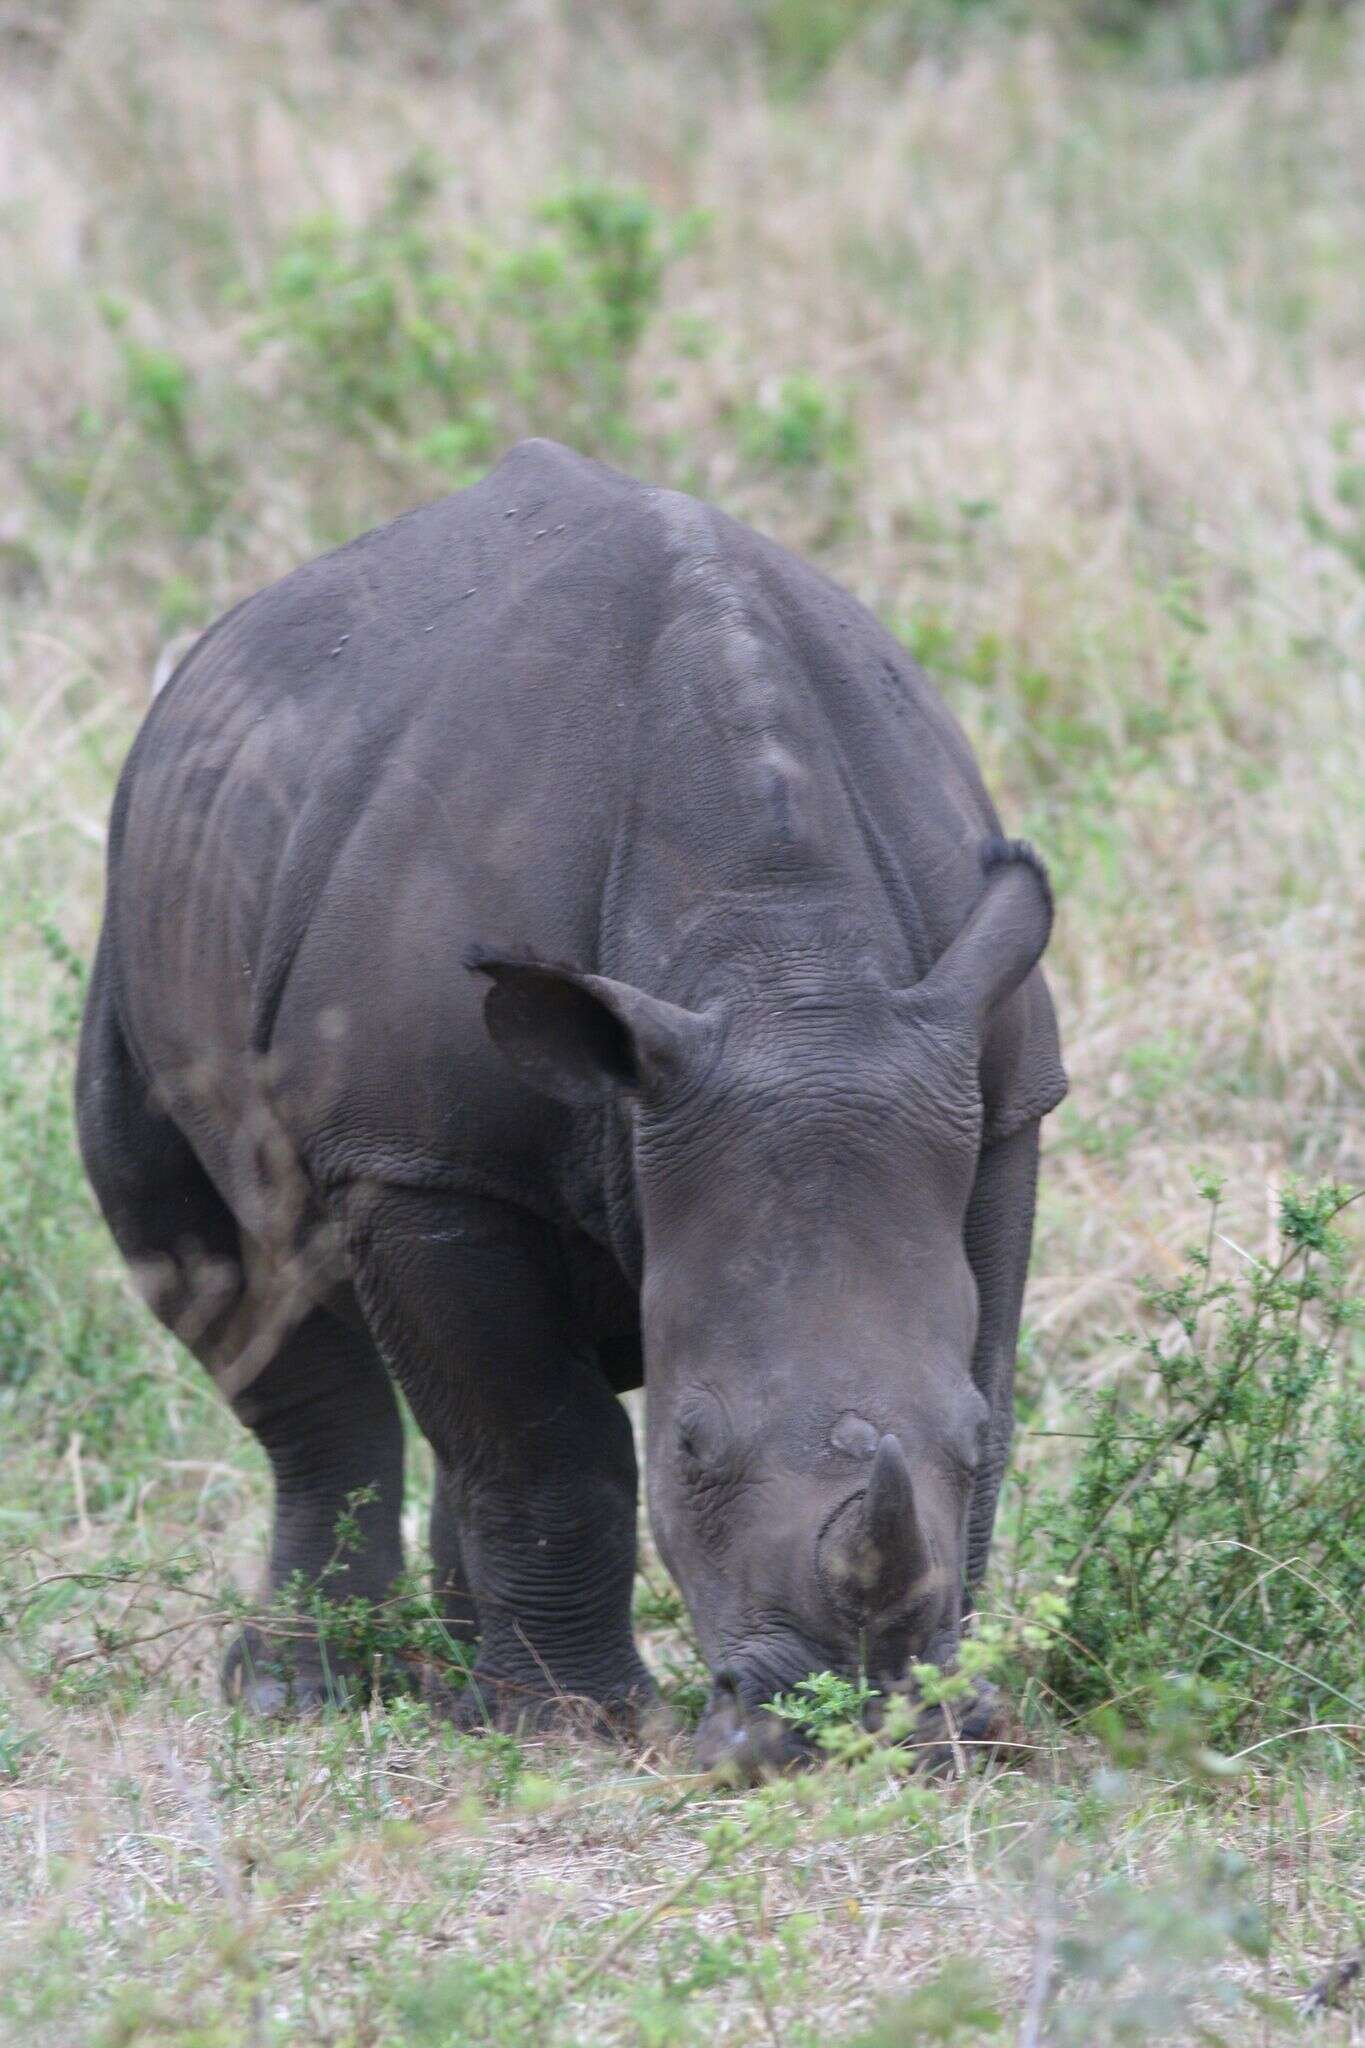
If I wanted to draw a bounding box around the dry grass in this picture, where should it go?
[1,2,1363,2042]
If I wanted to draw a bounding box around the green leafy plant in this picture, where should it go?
[0,917,136,1419]
[254,1570,472,1707]
[1079,0,1326,75]
[1044,1846,1279,2045]
[252,157,488,462]
[1016,1177,1365,1744]
[736,370,859,475]
[850,1956,1005,2043]
[101,298,232,537]
[759,0,898,97]
[1302,417,1365,582]
[770,1669,878,1742]
[20,312,230,548]
[0,1718,36,1783]
[536,184,682,358]
[254,162,702,478]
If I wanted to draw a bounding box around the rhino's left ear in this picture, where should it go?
[464,948,716,1107]
[904,840,1055,1029]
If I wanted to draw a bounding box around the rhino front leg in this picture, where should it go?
[347,1188,655,1733]
[963,1122,1040,1602]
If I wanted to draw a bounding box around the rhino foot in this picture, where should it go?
[221,1624,410,1717]
[425,1661,660,1742]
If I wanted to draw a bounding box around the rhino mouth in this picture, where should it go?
[691,1667,1003,1781]
[691,1671,814,1776]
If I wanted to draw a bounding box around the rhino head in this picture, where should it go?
[470,841,1052,1766]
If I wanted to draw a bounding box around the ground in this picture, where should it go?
[0,3,1362,2043]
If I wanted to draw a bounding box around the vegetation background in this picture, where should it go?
[0,1,1362,2042]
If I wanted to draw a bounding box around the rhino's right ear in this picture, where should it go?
[464,948,716,1107]
[905,839,1055,1030]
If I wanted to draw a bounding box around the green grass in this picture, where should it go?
[2,0,1364,2041]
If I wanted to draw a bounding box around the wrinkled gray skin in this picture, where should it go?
[76,440,1065,1767]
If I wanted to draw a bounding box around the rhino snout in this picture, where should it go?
[693,1671,812,1778]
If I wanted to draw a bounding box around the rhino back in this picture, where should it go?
[105,438,1051,1213]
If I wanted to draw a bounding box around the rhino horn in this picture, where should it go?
[820,1433,930,1614]
[864,1433,923,1576]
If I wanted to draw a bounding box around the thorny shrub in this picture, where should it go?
[1014,1177,1364,1745]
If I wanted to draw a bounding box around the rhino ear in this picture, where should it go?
[464,949,715,1107]
[905,839,1054,1029]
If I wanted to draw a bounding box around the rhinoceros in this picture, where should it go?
[77,439,1065,1766]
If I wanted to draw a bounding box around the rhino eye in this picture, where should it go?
[677,1394,732,1473]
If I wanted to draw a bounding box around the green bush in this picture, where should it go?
[254,162,702,479]
[22,305,231,544]
[105,308,229,537]
[253,160,479,448]
[759,0,901,95]
[753,0,1342,92]
[13,166,704,593]
[736,371,859,474]
[0,921,162,1471]
[1078,0,1333,72]
[1016,1178,1364,1745]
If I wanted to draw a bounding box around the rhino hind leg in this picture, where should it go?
[76,961,406,1714]
[222,1305,407,1712]
[345,1186,656,1736]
